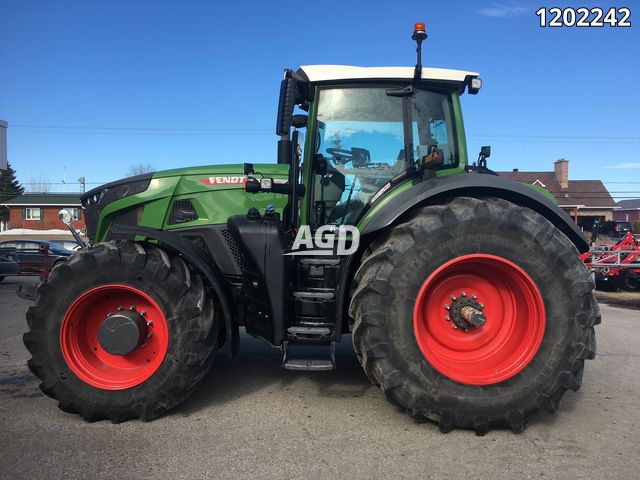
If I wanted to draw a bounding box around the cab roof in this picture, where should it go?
[298,65,479,84]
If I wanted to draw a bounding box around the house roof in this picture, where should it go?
[0,193,82,207]
[498,171,616,208]
[299,65,479,84]
[616,199,640,210]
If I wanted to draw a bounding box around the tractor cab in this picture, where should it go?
[245,23,482,234]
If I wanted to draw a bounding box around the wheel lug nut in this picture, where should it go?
[450,295,457,301]
[461,291,466,297]
[129,305,136,311]
[444,304,451,311]
[452,324,458,330]
[117,305,123,311]
[141,311,147,316]
[445,315,451,321]
[472,294,477,300]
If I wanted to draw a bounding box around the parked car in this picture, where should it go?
[601,220,633,238]
[613,221,633,237]
[49,239,82,251]
[0,240,73,275]
[0,250,20,282]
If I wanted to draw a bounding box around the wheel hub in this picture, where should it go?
[98,307,148,355]
[445,292,486,331]
[413,254,546,385]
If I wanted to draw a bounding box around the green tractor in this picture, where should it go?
[23,23,598,434]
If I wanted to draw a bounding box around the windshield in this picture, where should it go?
[312,86,457,226]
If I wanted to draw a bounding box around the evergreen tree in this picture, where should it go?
[0,162,24,222]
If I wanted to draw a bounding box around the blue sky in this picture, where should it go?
[1,1,638,199]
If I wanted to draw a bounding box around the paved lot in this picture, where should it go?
[1,277,639,480]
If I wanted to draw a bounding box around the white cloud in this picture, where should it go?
[607,162,640,169]
[477,3,527,18]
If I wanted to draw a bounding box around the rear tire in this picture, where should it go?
[24,240,219,422]
[350,197,599,434]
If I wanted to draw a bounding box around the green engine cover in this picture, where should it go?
[92,163,290,242]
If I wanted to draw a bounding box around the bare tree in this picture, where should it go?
[330,130,342,150]
[27,173,50,193]
[127,163,155,176]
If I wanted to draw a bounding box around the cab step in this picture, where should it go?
[281,341,336,371]
[283,359,334,371]
[286,326,332,341]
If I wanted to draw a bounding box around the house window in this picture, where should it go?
[69,208,81,221]
[24,208,43,220]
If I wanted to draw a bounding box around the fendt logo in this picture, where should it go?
[286,225,360,256]
[200,176,247,186]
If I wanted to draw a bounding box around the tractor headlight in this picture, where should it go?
[260,178,273,190]
[80,175,152,241]
[466,76,482,95]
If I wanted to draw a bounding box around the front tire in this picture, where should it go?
[350,197,599,434]
[24,240,219,422]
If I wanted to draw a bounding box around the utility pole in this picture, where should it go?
[0,120,7,171]
[77,176,86,193]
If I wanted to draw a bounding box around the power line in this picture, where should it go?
[9,124,640,143]
[11,130,273,137]
[12,124,272,131]
[471,133,640,141]
[11,125,640,139]
[22,182,111,185]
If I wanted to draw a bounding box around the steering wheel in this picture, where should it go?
[325,148,354,164]
[362,162,390,169]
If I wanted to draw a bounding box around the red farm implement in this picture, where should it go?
[581,232,640,291]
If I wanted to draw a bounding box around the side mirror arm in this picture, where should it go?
[58,209,90,249]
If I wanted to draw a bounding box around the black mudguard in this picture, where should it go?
[109,224,239,357]
[360,173,589,253]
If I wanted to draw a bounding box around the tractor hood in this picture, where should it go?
[81,163,290,242]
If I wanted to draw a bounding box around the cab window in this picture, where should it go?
[311,86,456,226]
[313,87,405,226]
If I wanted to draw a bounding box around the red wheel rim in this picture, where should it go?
[60,285,169,390]
[413,254,545,385]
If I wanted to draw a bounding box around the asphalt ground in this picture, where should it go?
[1,276,639,480]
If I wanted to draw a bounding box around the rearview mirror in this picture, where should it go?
[276,77,298,136]
[276,71,309,137]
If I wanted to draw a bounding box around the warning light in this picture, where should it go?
[411,21,428,79]
[412,22,427,41]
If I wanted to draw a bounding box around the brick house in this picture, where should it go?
[614,199,640,224]
[499,159,616,230]
[0,193,85,231]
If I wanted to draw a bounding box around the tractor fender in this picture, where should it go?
[360,173,589,253]
[109,223,239,357]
